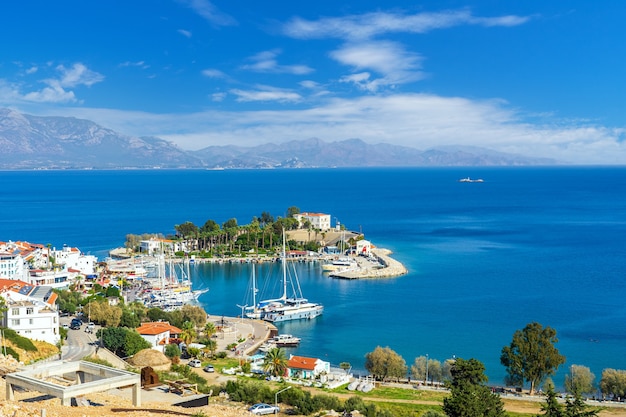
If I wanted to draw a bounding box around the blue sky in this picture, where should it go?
[1,1,626,164]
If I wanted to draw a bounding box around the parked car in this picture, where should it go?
[70,319,82,330]
[85,322,95,333]
[248,403,280,415]
[188,359,202,368]
[203,364,214,373]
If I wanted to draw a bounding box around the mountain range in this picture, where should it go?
[0,108,556,169]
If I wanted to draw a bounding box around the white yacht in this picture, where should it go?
[249,230,323,323]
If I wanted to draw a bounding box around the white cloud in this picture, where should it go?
[4,63,104,104]
[241,50,313,75]
[56,63,104,87]
[54,93,626,164]
[229,86,302,102]
[211,92,226,101]
[118,61,149,69]
[202,68,226,78]
[332,41,424,90]
[178,29,192,38]
[25,66,38,75]
[177,0,236,27]
[284,9,530,41]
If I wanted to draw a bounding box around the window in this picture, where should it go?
[11,319,19,326]
[29,319,34,325]
[11,308,19,316]
[26,308,34,315]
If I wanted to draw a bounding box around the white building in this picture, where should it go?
[355,240,372,256]
[139,239,185,255]
[0,252,27,281]
[0,279,60,346]
[293,212,332,231]
[50,245,97,275]
[136,322,182,352]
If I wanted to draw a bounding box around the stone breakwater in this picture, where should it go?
[329,248,408,279]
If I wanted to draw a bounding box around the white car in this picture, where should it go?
[188,359,202,368]
[248,403,280,415]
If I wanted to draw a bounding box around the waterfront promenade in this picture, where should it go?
[206,314,275,357]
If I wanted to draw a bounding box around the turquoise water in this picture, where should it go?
[1,167,625,387]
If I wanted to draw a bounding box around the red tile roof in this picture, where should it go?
[136,322,182,336]
[287,355,318,371]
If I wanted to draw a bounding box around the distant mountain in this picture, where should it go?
[0,108,203,169]
[194,138,556,168]
[0,108,556,169]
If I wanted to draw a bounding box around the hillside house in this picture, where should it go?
[287,355,330,379]
[136,322,182,353]
[0,279,60,345]
[293,213,332,232]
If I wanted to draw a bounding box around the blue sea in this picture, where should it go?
[1,167,625,388]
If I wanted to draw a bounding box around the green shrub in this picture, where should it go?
[3,347,19,361]
[2,328,37,351]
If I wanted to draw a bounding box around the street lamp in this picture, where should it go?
[275,386,292,413]
[236,304,246,324]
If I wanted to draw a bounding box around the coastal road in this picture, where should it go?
[61,317,99,361]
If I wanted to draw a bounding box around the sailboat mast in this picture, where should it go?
[281,228,288,301]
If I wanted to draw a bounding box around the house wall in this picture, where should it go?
[2,300,60,345]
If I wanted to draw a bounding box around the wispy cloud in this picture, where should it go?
[177,0,236,27]
[241,50,313,75]
[283,9,530,40]
[18,63,104,103]
[229,85,302,102]
[118,61,149,69]
[332,41,424,91]
[58,93,626,164]
[202,68,226,78]
[178,29,192,38]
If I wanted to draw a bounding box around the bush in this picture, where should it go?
[3,347,19,361]
[2,328,37,352]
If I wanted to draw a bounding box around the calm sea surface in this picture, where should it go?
[1,167,625,387]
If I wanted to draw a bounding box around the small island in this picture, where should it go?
[116,208,408,280]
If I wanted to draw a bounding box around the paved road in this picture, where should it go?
[60,317,99,361]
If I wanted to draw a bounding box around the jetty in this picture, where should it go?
[328,248,407,279]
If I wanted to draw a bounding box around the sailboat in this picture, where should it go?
[248,229,323,323]
[144,255,207,310]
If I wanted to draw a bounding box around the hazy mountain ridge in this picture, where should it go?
[0,109,202,169]
[0,109,556,169]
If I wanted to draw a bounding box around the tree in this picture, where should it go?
[119,309,141,328]
[442,358,506,417]
[600,368,626,400]
[565,365,596,397]
[563,394,599,417]
[287,206,300,218]
[500,322,566,394]
[364,346,407,382]
[164,343,181,359]
[263,347,287,377]
[180,321,197,346]
[124,331,152,357]
[538,384,564,417]
[175,221,199,239]
[181,304,207,329]
[204,321,216,338]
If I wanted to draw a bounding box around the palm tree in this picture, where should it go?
[263,347,288,377]
[204,322,216,338]
[180,321,197,347]
[205,339,218,358]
